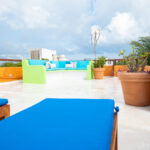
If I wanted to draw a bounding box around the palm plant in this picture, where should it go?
[130,36,150,66]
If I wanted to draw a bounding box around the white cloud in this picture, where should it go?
[67,48,76,52]
[108,13,140,39]
[0,0,150,59]
[0,54,23,59]
[98,12,145,44]
[0,0,52,29]
[0,54,7,57]
[0,0,90,29]
[91,25,100,33]
[15,54,23,59]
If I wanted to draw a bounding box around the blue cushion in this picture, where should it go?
[0,98,8,106]
[0,98,114,150]
[66,61,71,64]
[58,61,67,68]
[76,61,89,69]
[29,60,47,66]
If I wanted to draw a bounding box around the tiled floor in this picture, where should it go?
[0,71,150,150]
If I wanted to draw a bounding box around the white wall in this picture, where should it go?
[41,48,56,60]
[30,48,56,60]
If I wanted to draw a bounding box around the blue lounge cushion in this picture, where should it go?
[58,61,66,68]
[0,98,8,106]
[66,61,71,64]
[76,61,89,69]
[29,60,47,66]
[0,98,115,150]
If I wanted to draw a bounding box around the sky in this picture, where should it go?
[0,0,149,60]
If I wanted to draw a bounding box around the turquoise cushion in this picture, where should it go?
[76,61,89,69]
[58,61,67,68]
[0,98,114,150]
[66,61,71,64]
[29,60,47,66]
[0,98,8,106]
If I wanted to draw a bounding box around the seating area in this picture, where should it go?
[28,59,89,71]
[0,98,118,150]
[22,59,90,84]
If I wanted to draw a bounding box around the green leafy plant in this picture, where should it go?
[119,47,149,72]
[131,36,150,66]
[42,58,49,61]
[116,60,127,65]
[93,56,106,68]
[0,62,22,67]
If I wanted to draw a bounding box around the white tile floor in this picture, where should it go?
[0,71,150,150]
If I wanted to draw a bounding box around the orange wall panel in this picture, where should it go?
[114,65,150,76]
[114,65,128,77]
[144,66,150,71]
[0,67,22,80]
[0,68,5,78]
[104,66,113,76]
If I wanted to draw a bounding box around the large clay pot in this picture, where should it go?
[93,68,105,79]
[118,72,150,106]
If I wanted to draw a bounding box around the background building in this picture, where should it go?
[30,48,67,61]
[58,55,67,61]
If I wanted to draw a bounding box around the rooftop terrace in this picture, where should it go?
[0,71,150,150]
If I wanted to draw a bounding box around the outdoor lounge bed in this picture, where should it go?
[0,98,10,120]
[0,98,118,150]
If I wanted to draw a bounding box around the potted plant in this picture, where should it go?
[93,56,106,79]
[118,36,150,106]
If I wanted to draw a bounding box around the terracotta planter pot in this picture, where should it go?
[118,72,150,106]
[93,68,105,79]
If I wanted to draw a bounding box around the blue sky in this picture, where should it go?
[0,0,149,60]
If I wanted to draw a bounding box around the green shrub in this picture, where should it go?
[116,60,127,65]
[130,36,150,66]
[119,47,149,72]
[93,56,106,68]
[42,58,49,61]
[0,62,22,67]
